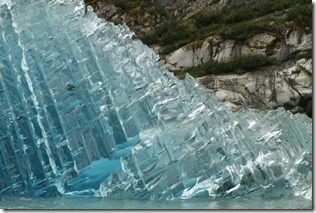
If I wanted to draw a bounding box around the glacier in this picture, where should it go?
[0,0,312,200]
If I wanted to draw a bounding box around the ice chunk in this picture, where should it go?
[0,0,312,201]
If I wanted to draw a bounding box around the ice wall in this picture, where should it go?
[0,0,312,200]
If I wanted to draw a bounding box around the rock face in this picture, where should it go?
[164,36,222,70]
[165,29,312,70]
[197,59,312,117]
[94,0,312,117]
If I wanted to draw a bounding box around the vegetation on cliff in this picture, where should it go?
[95,0,311,78]
[172,55,280,79]
[94,0,312,116]
[110,0,168,17]
[141,0,311,55]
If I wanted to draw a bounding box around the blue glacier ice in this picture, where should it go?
[0,0,312,200]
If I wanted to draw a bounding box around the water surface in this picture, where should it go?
[0,196,312,209]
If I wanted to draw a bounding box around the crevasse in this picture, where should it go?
[0,0,312,200]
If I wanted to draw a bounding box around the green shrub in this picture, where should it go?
[193,9,224,27]
[111,0,167,16]
[222,9,255,24]
[140,1,168,16]
[111,0,135,11]
[142,19,193,46]
[194,0,303,26]
[219,20,277,41]
[295,49,312,60]
[141,0,312,55]
[142,32,159,44]
[184,55,280,77]
[286,4,312,28]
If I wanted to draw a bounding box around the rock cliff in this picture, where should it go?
[197,59,312,117]
[91,0,312,117]
[164,28,311,70]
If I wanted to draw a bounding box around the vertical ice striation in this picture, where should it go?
[96,80,312,200]
[0,0,312,200]
[0,0,141,196]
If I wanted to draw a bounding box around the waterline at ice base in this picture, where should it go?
[0,0,312,202]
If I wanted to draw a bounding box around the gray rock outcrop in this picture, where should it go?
[164,28,312,70]
[197,59,312,116]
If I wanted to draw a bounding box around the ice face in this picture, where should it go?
[0,0,312,200]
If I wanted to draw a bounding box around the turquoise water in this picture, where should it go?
[0,196,312,209]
